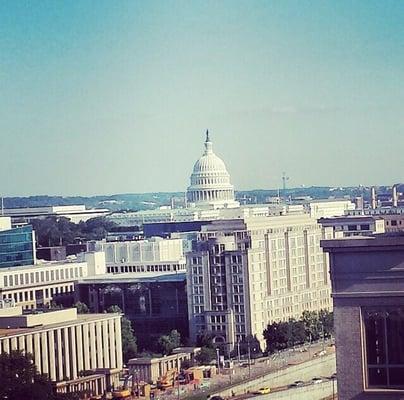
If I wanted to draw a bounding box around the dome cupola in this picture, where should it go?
[187,131,238,208]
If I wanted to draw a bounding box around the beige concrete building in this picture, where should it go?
[0,305,123,384]
[186,214,333,350]
[318,215,385,238]
[0,252,106,309]
[128,350,198,383]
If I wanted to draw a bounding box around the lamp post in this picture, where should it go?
[216,348,220,374]
[237,340,241,364]
[247,342,251,378]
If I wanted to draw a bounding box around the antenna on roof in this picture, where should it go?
[205,129,210,142]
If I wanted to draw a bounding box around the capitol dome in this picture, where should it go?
[187,131,239,208]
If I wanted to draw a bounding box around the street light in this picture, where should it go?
[216,348,220,374]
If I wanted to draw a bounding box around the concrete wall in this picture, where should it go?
[267,380,336,400]
[217,354,336,397]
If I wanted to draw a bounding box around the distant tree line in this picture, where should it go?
[263,310,333,353]
[31,216,120,247]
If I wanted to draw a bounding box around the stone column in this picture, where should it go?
[114,317,123,369]
[63,327,71,379]
[57,329,64,381]
[89,322,97,369]
[10,337,18,350]
[41,332,49,375]
[3,338,10,353]
[109,319,116,367]
[18,336,25,353]
[102,320,110,368]
[76,325,84,374]
[33,333,41,373]
[83,324,90,371]
[70,326,77,379]
[96,321,103,367]
[48,330,57,381]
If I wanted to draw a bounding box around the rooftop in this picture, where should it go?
[79,272,186,284]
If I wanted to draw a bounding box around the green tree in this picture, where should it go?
[73,301,89,314]
[157,330,181,355]
[0,350,55,400]
[195,347,216,365]
[107,306,138,362]
[319,309,334,338]
[301,310,322,341]
[196,332,215,349]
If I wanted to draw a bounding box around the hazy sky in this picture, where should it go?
[1,1,403,196]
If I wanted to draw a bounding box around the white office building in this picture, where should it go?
[87,237,186,274]
[0,305,122,384]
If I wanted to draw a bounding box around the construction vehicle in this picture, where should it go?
[157,368,178,390]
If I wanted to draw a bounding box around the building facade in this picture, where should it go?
[0,225,36,268]
[0,306,122,383]
[87,237,186,275]
[76,273,189,346]
[322,236,404,399]
[0,252,106,309]
[319,215,385,238]
[186,131,239,209]
[186,215,333,350]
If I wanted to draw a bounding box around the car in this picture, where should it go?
[294,380,304,386]
[312,377,323,384]
[253,387,271,395]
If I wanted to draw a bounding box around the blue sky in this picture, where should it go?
[0,0,403,196]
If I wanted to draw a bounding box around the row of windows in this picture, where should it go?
[3,266,83,288]
[3,283,74,303]
[106,263,185,274]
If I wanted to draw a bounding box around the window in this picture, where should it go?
[391,220,398,226]
[363,307,404,389]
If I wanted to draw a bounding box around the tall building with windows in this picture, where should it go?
[0,225,35,268]
[186,214,333,350]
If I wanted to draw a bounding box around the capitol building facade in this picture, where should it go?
[186,131,239,209]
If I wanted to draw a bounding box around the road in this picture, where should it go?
[159,340,335,400]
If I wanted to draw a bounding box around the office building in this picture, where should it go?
[87,237,186,275]
[0,304,122,388]
[319,215,385,238]
[0,225,36,268]
[76,272,188,343]
[322,235,404,399]
[0,251,106,309]
[186,214,333,350]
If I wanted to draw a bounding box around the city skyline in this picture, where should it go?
[1,1,403,196]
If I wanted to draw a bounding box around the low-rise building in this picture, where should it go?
[0,304,122,387]
[322,235,404,399]
[0,251,106,309]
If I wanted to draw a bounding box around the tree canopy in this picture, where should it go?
[156,330,181,355]
[32,216,119,247]
[263,310,333,353]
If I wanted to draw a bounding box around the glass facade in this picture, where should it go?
[0,226,35,268]
[364,307,404,389]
